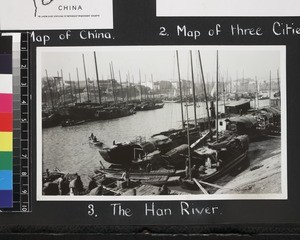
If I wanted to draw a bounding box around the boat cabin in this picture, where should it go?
[225,100,251,115]
[225,115,258,137]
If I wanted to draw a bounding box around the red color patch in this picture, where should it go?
[0,112,12,131]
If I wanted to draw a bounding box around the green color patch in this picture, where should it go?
[0,152,12,170]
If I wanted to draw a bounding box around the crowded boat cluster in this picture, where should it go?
[42,49,281,196]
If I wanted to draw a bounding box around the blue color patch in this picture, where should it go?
[0,190,13,208]
[0,54,12,74]
[0,170,12,190]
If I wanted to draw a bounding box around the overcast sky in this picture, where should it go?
[39,46,282,85]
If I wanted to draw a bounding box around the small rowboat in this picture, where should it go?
[89,137,103,147]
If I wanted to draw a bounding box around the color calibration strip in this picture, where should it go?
[0,36,13,208]
[0,32,31,212]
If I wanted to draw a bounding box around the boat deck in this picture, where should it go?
[122,184,189,196]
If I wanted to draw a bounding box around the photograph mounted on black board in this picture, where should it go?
[36,45,287,201]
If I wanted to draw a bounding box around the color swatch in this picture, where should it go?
[0,36,13,208]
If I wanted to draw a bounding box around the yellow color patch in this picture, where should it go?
[0,132,12,151]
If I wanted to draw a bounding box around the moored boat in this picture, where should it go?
[61,119,85,127]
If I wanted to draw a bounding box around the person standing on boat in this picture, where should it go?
[58,175,70,195]
[146,163,152,172]
[191,165,199,178]
[159,185,171,195]
[90,133,94,139]
[89,184,103,195]
[57,175,64,195]
[69,173,84,195]
[88,177,98,191]
[185,158,190,179]
[122,170,130,187]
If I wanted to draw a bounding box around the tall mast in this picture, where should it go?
[145,74,149,100]
[269,71,272,107]
[139,69,142,101]
[185,102,191,180]
[68,73,74,103]
[109,63,116,105]
[76,68,82,103]
[45,69,54,110]
[92,80,97,102]
[132,75,136,100]
[198,50,211,134]
[93,52,102,105]
[255,76,259,109]
[82,54,90,102]
[190,50,197,128]
[216,51,219,142]
[223,76,226,113]
[151,74,155,101]
[61,69,66,106]
[126,74,129,102]
[52,74,57,107]
[119,70,124,102]
[57,71,63,106]
[277,69,280,100]
[111,62,117,104]
[176,51,185,129]
[128,72,131,101]
[72,73,77,103]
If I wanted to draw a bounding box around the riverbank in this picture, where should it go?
[215,136,281,194]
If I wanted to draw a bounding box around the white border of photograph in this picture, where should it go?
[36,45,287,201]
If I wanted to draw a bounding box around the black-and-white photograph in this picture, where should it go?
[36,46,286,200]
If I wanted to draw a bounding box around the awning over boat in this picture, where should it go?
[259,107,281,117]
[225,115,257,128]
[132,141,156,153]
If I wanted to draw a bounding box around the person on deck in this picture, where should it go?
[159,184,171,195]
[90,133,94,139]
[185,158,190,179]
[69,173,84,195]
[191,165,199,178]
[146,163,152,172]
[88,178,98,191]
[57,175,64,195]
[89,184,103,195]
[122,170,130,187]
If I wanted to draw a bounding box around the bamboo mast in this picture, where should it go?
[190,50,197,128]
[82,54,90,102]
[176,50,185,129]
[93,81,97,102]
[57,71,64,106]
[109,62,116,105]
[132,75,136,100]
[139,69,142,101]
[277,69,280,99]
[216,51,219,142]
[269,71,272,107]
[119,70,124,102]
[151,74,155,101]
[61,69,66,105]
[76,68,82,103]
[255,76,259,109]
[185,101,191,180]
[45,70,54,110]
[68,73,74,103]
[128,72,131,101]
[111,62,117,104]
[198,50,211,134]
[223,76,226,113]
[93,52,102,105]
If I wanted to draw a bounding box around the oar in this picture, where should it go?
[192,178,209,194]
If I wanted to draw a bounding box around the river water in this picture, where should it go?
[42,100,269,180]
